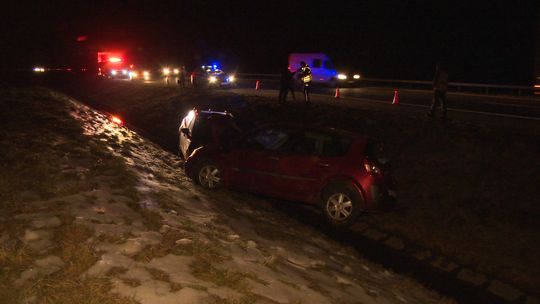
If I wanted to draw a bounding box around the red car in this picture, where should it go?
[183,114,396,226]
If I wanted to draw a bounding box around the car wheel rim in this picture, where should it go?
[326,193,353,221]
[198,165,221,189]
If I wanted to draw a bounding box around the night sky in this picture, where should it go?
[1,1,538,84]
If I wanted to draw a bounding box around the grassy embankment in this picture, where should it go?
[0,87,140,303]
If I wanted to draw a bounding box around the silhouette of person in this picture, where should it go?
[179,65,187,88]
[279,66,296,104]
[428,63,449,119]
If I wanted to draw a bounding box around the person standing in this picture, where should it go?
[278,66,296,104]
[298,61,313,104]
[179,65,187,88]
[428,63,449,118]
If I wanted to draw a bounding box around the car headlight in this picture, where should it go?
[173,68,179,75]
[337,74,347,80]
[143,71,150,77]
[129,71,138,78]
[228,75,235,82]
[353,74,360,79]
[209,76,217,83]
[122,70,128,75]
[163,68,170,75]
[111,70,117,75]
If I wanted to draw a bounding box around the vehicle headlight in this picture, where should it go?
[337,74,347,80]
[228,75,235,82]
[143,71,150,77]
[173,68,179,74]
[209,76,217,83]
[163,68,170,75]
[122,70,128,75]
[353,74,361,79]
[111,70,117,75]
[129,71,138,78]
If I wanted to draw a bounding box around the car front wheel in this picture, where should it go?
[322,183,363,226]
[196,161,223,190]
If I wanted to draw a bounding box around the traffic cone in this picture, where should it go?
[334,87,340,98]
[392,90,399,105]
[255,80,260,90]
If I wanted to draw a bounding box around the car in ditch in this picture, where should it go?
[179,109,396,226]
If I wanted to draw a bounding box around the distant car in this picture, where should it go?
[190,65,236,88]
[336,69,362,87]
[108,68,131,79]
[180,110,396,226]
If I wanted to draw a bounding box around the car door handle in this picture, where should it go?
[267,156,280,161]
[319,163,329,167]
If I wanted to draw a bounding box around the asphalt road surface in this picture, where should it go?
[137,76,540,120]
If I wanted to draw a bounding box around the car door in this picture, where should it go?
[178,110,197,159]
[273,130,347,202]
[227,126,294,196]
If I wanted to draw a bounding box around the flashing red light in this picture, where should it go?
[76,36,88,42]
[111,116,123,125]
[109,57,122,63]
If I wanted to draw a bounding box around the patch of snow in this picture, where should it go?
[113,279,207,304]
[85,252,136,278]
[21,229,53,252]
[147,254,200,286]
[35,255,64,270]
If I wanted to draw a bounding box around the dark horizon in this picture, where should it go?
[1,1,538,85]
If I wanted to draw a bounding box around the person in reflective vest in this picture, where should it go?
[298,61,312,104]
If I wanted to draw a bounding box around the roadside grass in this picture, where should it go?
[134,229,228,264]
[190,260,250,292]
[52,81,540,293]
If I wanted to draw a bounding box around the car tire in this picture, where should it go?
[322,183,364,227]
[195,160,223,190]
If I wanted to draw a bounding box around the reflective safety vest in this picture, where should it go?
[301,66,312,83]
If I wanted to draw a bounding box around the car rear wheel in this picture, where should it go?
[196,161,222,190]
[322,183,363,226]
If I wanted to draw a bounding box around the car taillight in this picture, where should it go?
[364,159,381,175]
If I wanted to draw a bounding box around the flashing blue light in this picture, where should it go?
[213,64,217,69]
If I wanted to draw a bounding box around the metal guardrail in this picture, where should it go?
[236,73,539,97]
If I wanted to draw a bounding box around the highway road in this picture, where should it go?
[234,78,540,120]
[136,76,540,121]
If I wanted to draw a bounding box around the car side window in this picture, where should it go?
[293,131,321,155]
[247,127,292,152]
[293,131,351,157]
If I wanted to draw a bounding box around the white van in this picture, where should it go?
[288,53,337,84]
